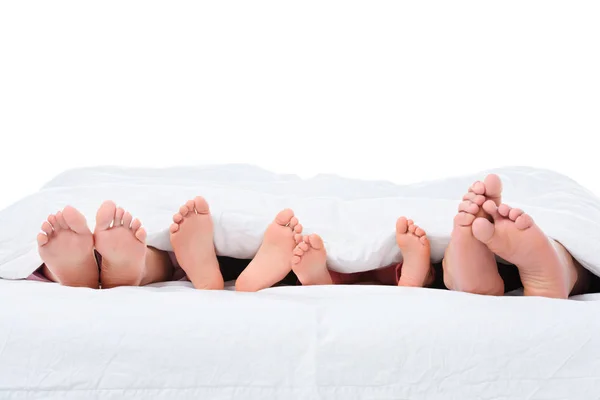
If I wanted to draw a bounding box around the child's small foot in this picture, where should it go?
[292,234,332,285]
[442,175,505,295]
[94,201,147,289]
[170,197,223,290]
[472,201,583,298]
[37,207,99,288]
[235,209,302,292]
[395,217,432,287]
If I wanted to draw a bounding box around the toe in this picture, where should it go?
[56,211,69,230]
[179,205,190,217]
[134,227,147,243]
[515,213,534,230]
[407,219,414,226]
[454,211,476,227]
[396,217,408,234]
[62,206,90,234]
[41,221,54,236]
[186,200,196,213]
[293,246,305,256]
[193,197,210,214]
[294,233,303,244]
[292,255,301,265]
[37,233,49,246]
[131,218,142,232]
[96,201,116,232]
[173,213,183,223]
[288,217,299,230]
[508,207,524,221]
[419,236,429,245]
[274,208,294,226]
[294,223,303,234]
[48,214,59,231]
[114,207,125,227]
[482,200,501,220]
[459,200,479,215]
[170,223,180,234]
[472,217,496,244]
[498,204,511,217]
[299,241,309,251]
[408,224,417,234]
[415,227,425,237]
[309,234,324,250]
[471,181,485,195]
[483,174,502,203]
[472,194,486,206]
[122,212,133,229]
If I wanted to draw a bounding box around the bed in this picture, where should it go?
[1,165,600,399]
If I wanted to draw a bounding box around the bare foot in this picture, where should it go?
[37,207,99,288]
[395,217,433,287]
[442,174,505,295]
[472,201,584,298]
[291,234,332,285]
[94,201,147,289]
[170,197,223,290]
[235,209,303,292]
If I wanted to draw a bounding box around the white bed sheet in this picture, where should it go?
[2,279,600,400]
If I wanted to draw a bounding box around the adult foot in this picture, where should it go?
[37,207,99,288]
[395,217,433,287]
[442,174,505,295]
[94,201,147,289]
[170,197,223,290]
[472,201,581,298]
[235,209,302,292]
[292,234,332,285]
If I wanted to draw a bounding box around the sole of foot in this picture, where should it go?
[442,174,505,295]
[291,233,331,285]
[37,206,99,288]
[235,209,302,292]
[472,200,580,299]
[94,201,147,289]
[170,196,223,290]
[395,217,433,287]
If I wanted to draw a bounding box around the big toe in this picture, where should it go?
[396,217,409,234]
[484,174,502,204]
[472,217,496,244]
[308,234,324,250]
[194,196,210,214]
[96,201,116,231]
[62,206,90,234]
[274,208,294,226]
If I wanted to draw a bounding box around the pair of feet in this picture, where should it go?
[443,174,585,299]
[37,201,148,289]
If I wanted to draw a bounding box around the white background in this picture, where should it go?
[1,1,599,211]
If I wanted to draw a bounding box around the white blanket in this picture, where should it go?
[1,164,599,279]
[2,279,600,399]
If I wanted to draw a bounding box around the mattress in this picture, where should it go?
[2,279,600,400]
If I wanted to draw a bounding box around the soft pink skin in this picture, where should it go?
[94,201,149,289]
[170,196,223,290]
[291,233,331,285]
[442,174,505,295]
[37,206,99,289]
[395,217,433,287]
[472,200,584,299]
[235,209,303,292]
